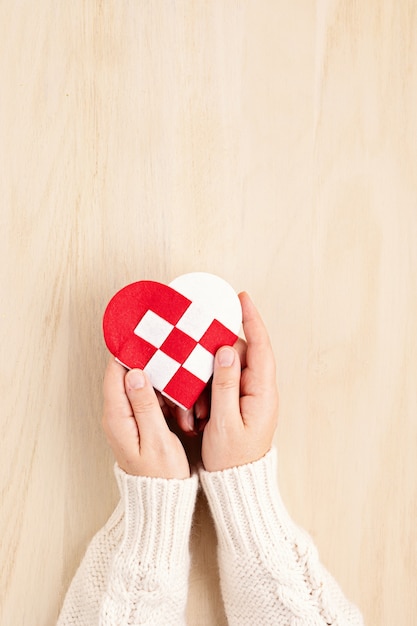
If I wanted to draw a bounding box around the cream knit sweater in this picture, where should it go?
[58,449,364,625]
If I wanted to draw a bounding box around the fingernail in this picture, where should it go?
[126,369,145,390]
[187,412,194,433]
[198,418,208,433]
[217,347,235,367]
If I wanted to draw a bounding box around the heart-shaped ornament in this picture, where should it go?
[103,272,242,409]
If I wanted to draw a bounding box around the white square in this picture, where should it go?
[183,344,214,383]
[144,350,181,390]
[176,303,214,341]
[134,310,174,348]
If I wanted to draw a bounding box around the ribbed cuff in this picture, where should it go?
[106,465,199,584]
[199,449,298,555]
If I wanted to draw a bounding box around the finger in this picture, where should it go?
[195,385,210,421]
[239,292,275,383]
[156,393,195,433]
[174,405,195,434]
[234,336,247,369]
[155,391,174,420]
[210,346,241,426]
[125,369,171,439]
[102,359,140,458]
[154,391,198,435]
[103,358,132,415]
[162,395,176,409]
[194,386,210,433]
[167,414,203,470]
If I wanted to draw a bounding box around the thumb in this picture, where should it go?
[210,346,241,425]
[125,369,169,438]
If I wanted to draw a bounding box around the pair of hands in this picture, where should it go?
[102,292,279,479]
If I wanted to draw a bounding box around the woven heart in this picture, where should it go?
[103,272,242,409]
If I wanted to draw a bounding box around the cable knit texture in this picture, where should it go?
[58,450,364,625]
[199,449,364,626]
[57,466,198,625]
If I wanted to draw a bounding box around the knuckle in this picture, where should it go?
[132,396,156,415]
[214,376,238,391]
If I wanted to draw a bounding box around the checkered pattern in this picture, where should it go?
[133,304,237,409]
[103,280,239,410]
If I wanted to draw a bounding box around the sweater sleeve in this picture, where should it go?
[199,449,364,626]
[57,465,198,626]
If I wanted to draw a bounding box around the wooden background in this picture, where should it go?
[1,2,416,624]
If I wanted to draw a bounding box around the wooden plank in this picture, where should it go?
[0,2,416,624]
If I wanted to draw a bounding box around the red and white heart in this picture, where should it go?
[103,272,242,409]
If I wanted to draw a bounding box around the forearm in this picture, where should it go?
[200,449,364,626]
[58,465,198,626]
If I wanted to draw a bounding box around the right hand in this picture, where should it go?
[201,292,279,472]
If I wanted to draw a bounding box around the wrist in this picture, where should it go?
[199,449,292,554]
[111,464,198,575]
[202,436,274,473]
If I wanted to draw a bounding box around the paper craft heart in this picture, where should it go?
[103,272,242,409]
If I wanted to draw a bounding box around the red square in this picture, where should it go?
[163,367,207,409]
[160,327,197,364]
[118,335,157,369]
[199,319,238,354]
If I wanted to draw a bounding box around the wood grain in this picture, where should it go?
[1,2,416,624]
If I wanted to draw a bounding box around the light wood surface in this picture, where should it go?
[1,2,416,624]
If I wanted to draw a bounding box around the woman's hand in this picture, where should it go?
[102,359,191,479]
[201,292,279,472]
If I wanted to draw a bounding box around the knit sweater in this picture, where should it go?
[58,449,364,625]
